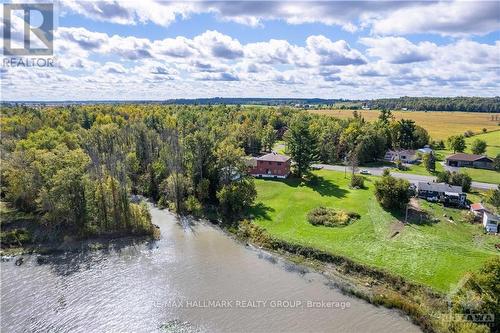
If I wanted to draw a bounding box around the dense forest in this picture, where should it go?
[368,96,500,112]
[0,105,430,243]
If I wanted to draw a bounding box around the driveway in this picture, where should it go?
[312,163,498,191]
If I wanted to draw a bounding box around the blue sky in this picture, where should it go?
[2,1,499,100]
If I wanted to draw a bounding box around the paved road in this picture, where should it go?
[313,164,499,191]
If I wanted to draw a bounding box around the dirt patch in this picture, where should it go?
[410,198,420,210]
[390,221,405,238]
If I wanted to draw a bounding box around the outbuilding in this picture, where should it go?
[470,203,489,219]
[482,212,500,233]
[446,153,493,169]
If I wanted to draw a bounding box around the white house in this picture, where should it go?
[384,149,419,163]
[482,212,500,233]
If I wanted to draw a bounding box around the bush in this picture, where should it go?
[463,130,474,138]
[450,172,472,193]
[430,140,445,150]
[486,185,500,211]
[394,159,408,171]
[436,171,471,192]
[423,153,436,172]
[307,207,359,227]
[437,170,451,183]
[461,211,476,224]
[350,174,365,188]
[374,174,411,210]
[184,195,203,217]
[451,257,500,332]
[217,178,257,218]
[0,228,32,247]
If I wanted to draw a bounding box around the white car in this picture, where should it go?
[359,170,371,175]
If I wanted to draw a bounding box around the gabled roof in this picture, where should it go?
[470,203,486,211]
[446,153,492,162]
[417,182,463,194]
[257,152,291,162]
[387,149,417,155]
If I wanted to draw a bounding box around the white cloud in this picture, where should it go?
[306,35,366,66]
[370,1,500,36]
[193,30,244,59]
[360,37,434,64]
[3,24,499,100]
[58,1,499,37]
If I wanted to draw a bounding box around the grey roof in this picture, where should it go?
[417,182,463,194]
[257,152,291,162]
[446,153,492,162]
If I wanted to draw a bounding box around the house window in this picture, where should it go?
[277,162,282,166]
[268,161,272,165]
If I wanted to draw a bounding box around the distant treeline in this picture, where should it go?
[367,97,500,112]
[3,96,499,112]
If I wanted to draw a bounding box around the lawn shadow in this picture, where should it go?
[303,174,349,198]
[257,176,301,188]
[248,202,275,221]
[386,205,439,226]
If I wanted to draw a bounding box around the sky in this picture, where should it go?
[1,0,499,101]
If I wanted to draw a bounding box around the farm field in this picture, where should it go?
[251,170,499,292]
[463,130,500,157]
[309,109,500,140]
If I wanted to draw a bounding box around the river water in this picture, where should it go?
[1,206,420,333]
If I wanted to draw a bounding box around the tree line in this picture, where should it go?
[0,105,431,240]
[368,96,500,112]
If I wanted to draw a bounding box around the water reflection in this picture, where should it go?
[1,206,420,333]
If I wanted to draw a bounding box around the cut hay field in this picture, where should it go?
[309,109,500,140]
[251,170,499,292]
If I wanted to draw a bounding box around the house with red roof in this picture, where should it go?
[248,152,291,178]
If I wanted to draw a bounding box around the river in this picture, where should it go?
[1,206,420,333]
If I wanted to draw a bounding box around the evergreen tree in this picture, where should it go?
[285,114,318,178]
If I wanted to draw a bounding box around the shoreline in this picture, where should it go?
[1,207,489,333]
[0,230,159,258]
[228,219,492,333]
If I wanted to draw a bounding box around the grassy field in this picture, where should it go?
[463,131,500,156]
[251,170,499,292]
[431,131,500,184]
[309,109,500,140]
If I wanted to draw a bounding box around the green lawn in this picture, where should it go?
[251,170,499,292]
[272,140,287,154]
[393,160,445,176]
[464,130,500,157]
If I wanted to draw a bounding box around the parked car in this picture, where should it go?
[360,169,371,175]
